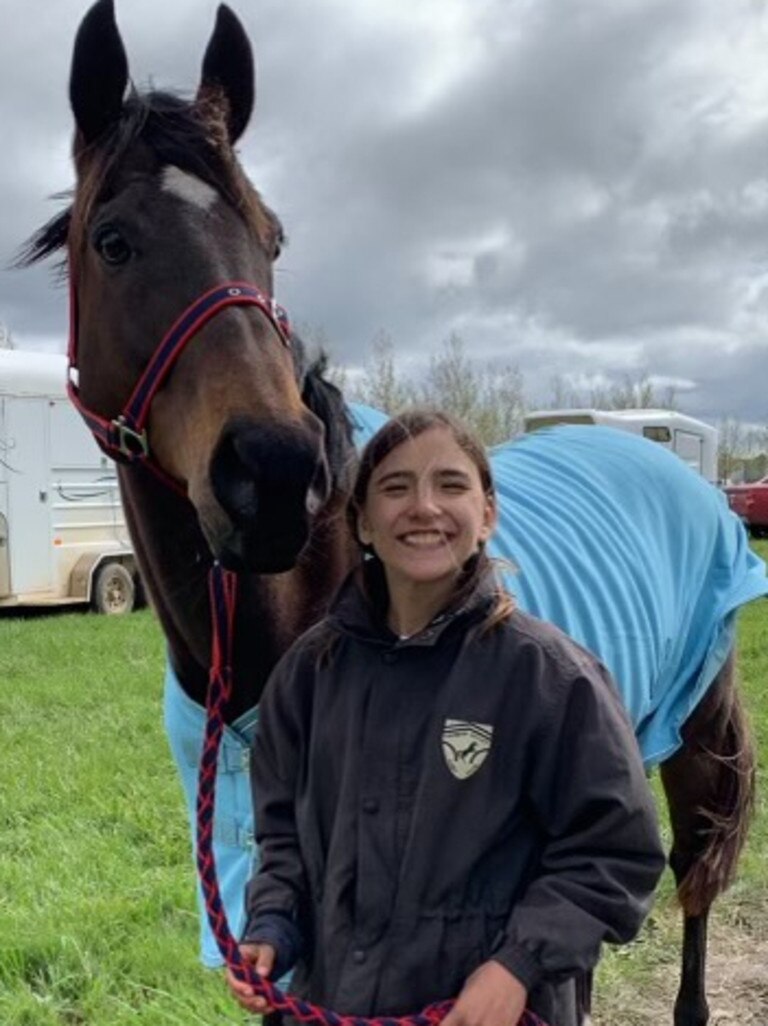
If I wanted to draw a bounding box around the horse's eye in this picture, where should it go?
[272,228,285,262]
[93,225,132,266]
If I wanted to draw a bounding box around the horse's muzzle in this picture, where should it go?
[208,417,330,573]
[217,523,309,574]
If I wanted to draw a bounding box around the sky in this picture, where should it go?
[2,0,768,425]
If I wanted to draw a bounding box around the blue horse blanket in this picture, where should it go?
[491,425,766,765]
[164,413,768,965]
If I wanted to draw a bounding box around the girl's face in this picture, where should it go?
[357,426,496,592]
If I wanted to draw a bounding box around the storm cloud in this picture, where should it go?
[2,0,767,422]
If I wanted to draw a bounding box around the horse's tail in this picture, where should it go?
[673,665,756,916]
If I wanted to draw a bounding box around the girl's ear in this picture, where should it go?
[479,495,497,542]
[357,511,373,546]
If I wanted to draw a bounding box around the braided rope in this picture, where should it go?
[197,563,548,1026]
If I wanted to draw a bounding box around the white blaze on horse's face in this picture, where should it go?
[161,165,219,212]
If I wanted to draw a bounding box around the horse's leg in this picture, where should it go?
[575,970,593,1025]
[659,651,755,1026]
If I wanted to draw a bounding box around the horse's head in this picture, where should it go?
[60,0,333,573]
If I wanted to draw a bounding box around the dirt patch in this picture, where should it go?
[705,931,768,1025]
[593,916,768,1025]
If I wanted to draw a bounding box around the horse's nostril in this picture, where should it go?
[211,420,328,552]
[229,476,259,518]
[211,433,260,526]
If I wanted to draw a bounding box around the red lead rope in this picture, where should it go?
[196,563,548,1026]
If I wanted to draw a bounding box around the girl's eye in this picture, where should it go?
[93,225,133,266]
[382,484,407,496]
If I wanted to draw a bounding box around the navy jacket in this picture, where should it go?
[243,565,665,1020]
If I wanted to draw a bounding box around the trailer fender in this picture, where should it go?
[70,552,138,613]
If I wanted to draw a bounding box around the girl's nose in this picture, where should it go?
[410,485,440,517]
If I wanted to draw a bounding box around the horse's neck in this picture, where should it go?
[119,467,356,718]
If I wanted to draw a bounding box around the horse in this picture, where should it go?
[20,3,766,1025]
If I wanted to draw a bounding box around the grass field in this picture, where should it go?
[1,541,766,1025]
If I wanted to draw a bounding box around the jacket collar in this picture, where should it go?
[327,556,500,649]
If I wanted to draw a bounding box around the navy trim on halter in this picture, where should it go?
[67,280,292,492]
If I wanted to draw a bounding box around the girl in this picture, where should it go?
[226,409,665,1026]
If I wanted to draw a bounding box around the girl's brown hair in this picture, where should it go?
[347,408,515,634]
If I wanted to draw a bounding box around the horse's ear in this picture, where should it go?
[197,5,255,144]
[69,0,128,148]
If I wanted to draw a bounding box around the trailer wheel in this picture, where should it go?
[92,562,135,615]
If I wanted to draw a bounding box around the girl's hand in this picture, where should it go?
[441,960,528,1026]
[225,943,277,1014]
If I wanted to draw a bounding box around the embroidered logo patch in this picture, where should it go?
[441,719,493,779]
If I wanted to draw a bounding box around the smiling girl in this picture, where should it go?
[226,409,665,1026]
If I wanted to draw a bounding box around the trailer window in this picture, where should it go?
[525,414,596,431]
[642,426,671,443]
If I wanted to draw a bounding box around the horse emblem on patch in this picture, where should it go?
[441,719,494,779]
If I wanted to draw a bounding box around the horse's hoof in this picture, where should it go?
[673,1002,709,1026]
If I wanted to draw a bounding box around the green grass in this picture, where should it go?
[0,610,251,1025]
[1,545,767,1025]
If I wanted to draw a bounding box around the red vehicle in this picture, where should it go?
[723,477,768,537]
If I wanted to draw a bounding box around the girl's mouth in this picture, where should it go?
[399,530,451,548]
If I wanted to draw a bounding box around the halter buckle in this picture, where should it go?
[112,416,149,459]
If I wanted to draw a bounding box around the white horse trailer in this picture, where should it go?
[523,408,718,483]
[0,350,138,613]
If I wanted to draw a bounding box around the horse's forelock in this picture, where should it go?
[24,86,276,268]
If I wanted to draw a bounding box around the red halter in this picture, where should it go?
[67,278,292,492]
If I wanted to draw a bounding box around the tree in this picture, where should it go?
[542,373,677,412]
[547,373,581,410]
[423,335,525,444]
[717,418,748,483]
[717,418,768,483]
[293,321,350,394]
[344,333,525,445]
[599,375,677,411]
[348,332,417,414]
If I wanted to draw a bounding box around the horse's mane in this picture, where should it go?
[18,86,282,271]
[16,205,71,272]
[295,341,356,493]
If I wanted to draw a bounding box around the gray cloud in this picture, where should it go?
[2,0,767,423]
